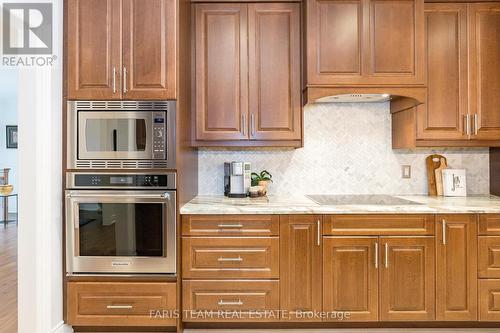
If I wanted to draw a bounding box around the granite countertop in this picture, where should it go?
[180,194,500,215]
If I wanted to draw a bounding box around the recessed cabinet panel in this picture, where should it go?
[307,0,363,83]
[468,3,500,141]
[419,4,468,141]
[436,215,477,321]
[370,0,415,75]
[122,0,176,99]
[248,3,301,141]
[323,237,378,321]
[379,237,435,321]
[479,280,500,321]
[479,236,500,278]
[280,215,322,321]
[194,4,248,141]
[67,0,122,99]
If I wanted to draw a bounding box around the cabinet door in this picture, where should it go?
[122,0,176,100]
[306,0,365,85]
[418,4,468,141]
[248,3,301,141]
[280,215,322,321]
[379,237,435,321]
[436,215,477,321]
[323,237,378,321]
[468,3,500,141]
[366,0,425,85]
[194,4,248,141]
[67,0,122,99]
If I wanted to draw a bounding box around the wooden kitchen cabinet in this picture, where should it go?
[280,215,322,321]
[122,0,176,99]
[67,282,177,327]
[419,3,469,141]
[193,2,302,146]
[194,3,248,141]
[323,237,379,321]
[67,0,176,100]
[379,237,435,321]
[468,3,500,141]
[435,214,477,321]
[67,0,121,99]
[393,2,500,147]
[306,0,425,86]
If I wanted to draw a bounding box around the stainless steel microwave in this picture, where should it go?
[67,101,176,169]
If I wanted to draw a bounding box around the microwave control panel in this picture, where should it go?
[152,112,166,159]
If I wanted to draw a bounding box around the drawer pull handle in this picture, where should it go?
[107,305,133,310]
[217,256,243,262]
[218,299,243,306]
[217,224,244,228]
[442,219,446,245]
[385,243,389,268]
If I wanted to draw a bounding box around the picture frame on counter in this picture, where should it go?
[6,125,17,149]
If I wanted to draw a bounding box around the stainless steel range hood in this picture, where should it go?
[315,93,391,103]
[305,87,427,112]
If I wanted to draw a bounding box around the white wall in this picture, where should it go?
[0,69,18,212]
[199,103,490,195]
[13,0,70,332]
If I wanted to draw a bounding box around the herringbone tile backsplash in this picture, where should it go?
[198,103,490,195]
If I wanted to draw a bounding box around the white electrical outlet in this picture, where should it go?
[402,165,411,179]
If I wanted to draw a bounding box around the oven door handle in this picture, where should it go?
[67,193,171,199]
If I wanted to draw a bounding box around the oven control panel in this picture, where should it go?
[70,173,176,189]
[152,112,166,159]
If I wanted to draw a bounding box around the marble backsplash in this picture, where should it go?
[198,103,490,196]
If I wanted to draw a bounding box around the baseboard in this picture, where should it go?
[52,321,74,333]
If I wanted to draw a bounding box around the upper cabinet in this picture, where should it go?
[468,3,500,141]
[67,0,176,100]
[393,2,500,148]
[193,2,302,147]
[306,0,425,86]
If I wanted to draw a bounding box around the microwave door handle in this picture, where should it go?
[113,129,117,152]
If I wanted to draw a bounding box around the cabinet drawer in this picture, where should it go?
[479,215,500,235]
[479,280,500,321]
[182,280,279,322]
[479,236,500,278]
[323,215,434,235]
[182,237,279,278]
[182,215,279,236]
[67,282,176,327]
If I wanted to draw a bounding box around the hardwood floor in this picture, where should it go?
[0,223,17,333]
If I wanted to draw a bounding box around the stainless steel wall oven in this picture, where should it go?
[65,172,176,275]
[67,101,176,169]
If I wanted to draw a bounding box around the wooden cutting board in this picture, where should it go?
[426,154,448,196]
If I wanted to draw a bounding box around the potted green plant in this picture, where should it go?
[251,170,273,195]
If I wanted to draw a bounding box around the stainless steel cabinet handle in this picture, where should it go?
[123,66,128,93]
[442,219,446,245]
[474,114,479,135]
[317,219,321,246]
[107,305,133,310]
[384,243,389,268]
[250,113,255,137]
[242,114,246,136]
[218,299,243,306]
[217,224,244,228]
[217,256,243,262]
[374,242,379,269]
[69,193,168,199]
[466,114,471,136]
[112,67,117,94]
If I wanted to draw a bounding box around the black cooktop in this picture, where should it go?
[306,194,422,205]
